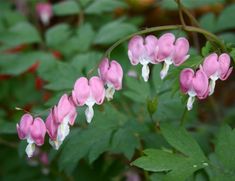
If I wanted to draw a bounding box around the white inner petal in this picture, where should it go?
[57,116,70,142]
[41,13,50,25]
[85,96,95,123]
[209,79,216,96]
[26,142,35,158]
[160,57,173,80]
[85,105,94,124]
[141,64,150,82]
[49,139,62,150]
[105,83,115,101]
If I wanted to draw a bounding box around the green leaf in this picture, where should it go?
[53,1,80,16]
[85,0,127,14]
[123,76,150,103]
[216,4,235,32]
[0,22,41,49]
[161,123,206,160]
[45,24,71,47]
[132,149,208,181]
[201,41,214,57]
[0,52,49,75]
[59,105,128,172]
[71,51,102,74]
[229,48,235,63]
[94,20,138,45]
[133,124,208,181]
[76,23,95,52]
[0,122,17,134]
[132,149,184,172]
[111,120,147,160]
[199,13,217,33]
[215,125,235,171]
[160,0,224,10]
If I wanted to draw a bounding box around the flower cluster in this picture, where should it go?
[180,53,233,110]
[128,33,190,81]
[17,58,123,156]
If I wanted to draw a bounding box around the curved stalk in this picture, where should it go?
[104,25,226,59]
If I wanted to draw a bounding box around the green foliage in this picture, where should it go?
[132,123,208,181]
[94,19,138,45]
[0,1,235,180]
[85,0,127,14]
[53,1,80,16]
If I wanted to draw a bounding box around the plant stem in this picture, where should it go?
[175,0,200,27]
[104,25,226,59]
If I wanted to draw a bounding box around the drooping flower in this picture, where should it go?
[202,53,233,95]
[17,114,46,157]
[156,33,190,79]
[36,3,52,25]
[98,58,123,100]
[45,94,77,150]
[72,76,105,123]
[128,35,158,81]
[180,68,209,110]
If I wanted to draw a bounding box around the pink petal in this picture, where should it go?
[30,117,46,146]
[89,76,105,105]
[128,35,145,65]
[218,53,232,80]
[98,58,109,82]
[45,110,58,141]
[145,35,158,63]
[17,114,33,140]
[56,94,73,124]
[202,53,219,78]
[106,60,123,90]
[68,108,77,126]
[36,3,52,17]
[192,69,209,99]
[157,33,175,61]
[73,77,90,106]
[172,37,190,66]
[179,68,194,93]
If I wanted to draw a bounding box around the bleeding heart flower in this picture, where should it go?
[98,58,123,100]
[72,76,105,123]
[202,53,233,95]
[17,114,46,157]
[180,68,209,110]
[128,35,158,81]
[45,94,77,150]
[36,3,52,26]
[156,33,190,79]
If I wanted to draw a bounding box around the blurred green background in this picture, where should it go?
[0,0,235,180]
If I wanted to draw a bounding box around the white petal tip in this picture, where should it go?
[26,143,35,158]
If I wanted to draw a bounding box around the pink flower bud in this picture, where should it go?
[16,114,46,157]
[180,68,209,110]
[98,58,123,100]
[128,35,158,81]
[17,113,33,140]
[36,3,52,25]
[157,33,190,79]
[202,53,233,95]
[72,76,105,123]
[46,94,77,150]
[40,152,49,166]
[53,94,77,125]
[30,117,46,146]
[156,33,175,62]
[45,110,59,141]
[172,37,190,66]
[202,53,233,80]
